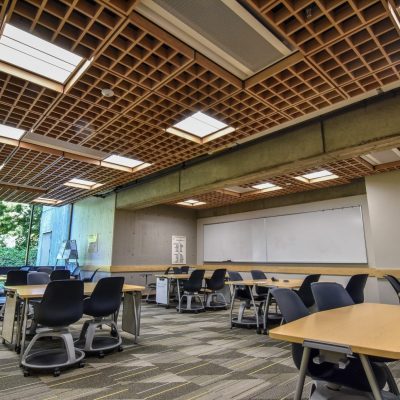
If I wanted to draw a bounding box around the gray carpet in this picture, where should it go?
[0,304,399,400]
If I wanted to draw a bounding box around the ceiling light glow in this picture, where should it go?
[64,178,103,190]
[177,199,206,206]
[295,170,338,183]
[33,197,62,205]
[0,123,25,140]
[252,182,282,192]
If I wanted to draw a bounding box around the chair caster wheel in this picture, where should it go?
[111,330,118,338]
[98,352,105,359]
[23,369,30,377]
[118,346,123,352]
[166,306,170,309]
[78,362,85,368]
[256,328,262,334]
[53,369,61,377]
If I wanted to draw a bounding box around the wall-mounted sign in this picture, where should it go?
[87,234,98,253]
[172,235,186,264]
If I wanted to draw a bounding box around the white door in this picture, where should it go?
[39,232,52,265]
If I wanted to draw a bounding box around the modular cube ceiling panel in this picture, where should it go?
[1,0,400,206]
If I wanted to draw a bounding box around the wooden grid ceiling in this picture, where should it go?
[1,0,400,206]
[171,152,400,209]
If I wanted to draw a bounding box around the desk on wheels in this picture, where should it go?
[226,279,303,333]
[155,272,214,310]
[269,303,400,400]
[1,283,144,360]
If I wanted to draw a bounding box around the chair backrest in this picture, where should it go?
[271,288,310,323]
[86,277,125,316]
[20,266,31,272]
[37,267,53,274]
[228,271,242,281]
[207,269,226,290]
[385,275,400,298]
[36,280,84,327]
[50,269,71,281]
[297,274,321,308]
[251,270,268,296]
[27,271,50,285]
[180,266,190,274]
[345,274,368,304]
[183,269,205,292]
[5,270,28,286]
[227,271,252,300]
[311,282,354,312]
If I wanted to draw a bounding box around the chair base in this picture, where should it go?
[310,380,397,400]
[177,293,205,313]
[205,292,227,310]
[76,318,122,356]
[21,329,85,376]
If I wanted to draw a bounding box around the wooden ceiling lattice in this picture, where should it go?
[1,0,400,205]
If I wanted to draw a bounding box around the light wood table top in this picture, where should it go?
[4,283,144,299]
[269,303,400,360]
[155,272,214,279]
[226,278,303,289]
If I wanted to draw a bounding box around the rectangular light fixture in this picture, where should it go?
[101,154,151,172]
[177,199,206,206]
[167,112,235,144]
[252,182,282,192]
[295,170,339,183]
[64,178,103,190]
[33,197,62,205]
[0,123,25,140]
[0,24,83,84]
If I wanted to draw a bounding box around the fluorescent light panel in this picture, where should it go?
[33,197,62,205]
[295,170,338,183]
[167,112,235,142]
[252,182,282,192]
[0,24,83,83]
[103,155,144,168]
[177,199,206,206]
[0,123,25,140]
[64,178,103,190]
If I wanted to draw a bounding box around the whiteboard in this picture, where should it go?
[203,206,367,264]
[204,218,266,262]
[265,207,367,263]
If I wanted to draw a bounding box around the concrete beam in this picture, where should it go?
[116,93,400,210]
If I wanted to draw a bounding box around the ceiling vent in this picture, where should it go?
[136,0,292,79]
[361,148,400,165]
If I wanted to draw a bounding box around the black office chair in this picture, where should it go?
[82,268,100,283]
[204,268,227,309]
[21,280,85,377]
[250,270,269,298]
[50,270,71,281]
[180,266,190,274]
[71,266,81,280]
[228,271,264,332]
[5,270,28,286]
[295,274,320,308]
[345,274,368,304]
[311,282,354,312]
[76,277,124,357]
[271,288,391,396]
[37,267,53,274]
[20,266,31,272]
[311,282,400,395]
[385,275,400,303]
[27,272,50,285]
[179,269,205,312]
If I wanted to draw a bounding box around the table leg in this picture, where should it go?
[132,292,138,343]
[359,354,383,400]
[263,291,271,334]
[294,346,311,400]
[19,299,29,363]
[229,285,236,328]
[177,279,181,313]
[249,286,260,333]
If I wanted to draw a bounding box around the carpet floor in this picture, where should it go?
[0,304,399,400]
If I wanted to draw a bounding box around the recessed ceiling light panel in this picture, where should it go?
[295,170,338,183]
[103,155,144,168]
[0,123,25,140]
[0,24,83,83]
[64,178,103,190]
[33,197,62,205]
[252,182,282,192]
[177,199,206,206]
[167,112,235,143]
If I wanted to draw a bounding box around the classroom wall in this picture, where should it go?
[70,194,116,267]
[36,204,72,266]
[112,204,197,265]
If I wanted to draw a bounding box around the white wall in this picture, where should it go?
[70,194,116,267]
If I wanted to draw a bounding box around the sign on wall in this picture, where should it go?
[87,234,98,253]
[172,235,186,264]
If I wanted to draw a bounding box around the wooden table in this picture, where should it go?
[2,283,144,361]
[269,303,400,400]
[227,279,303,333]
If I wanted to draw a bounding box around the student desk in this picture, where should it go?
[269,303,400,400]
[226,278,303,333]
[155,272,214,310]
[1,283,144,360]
